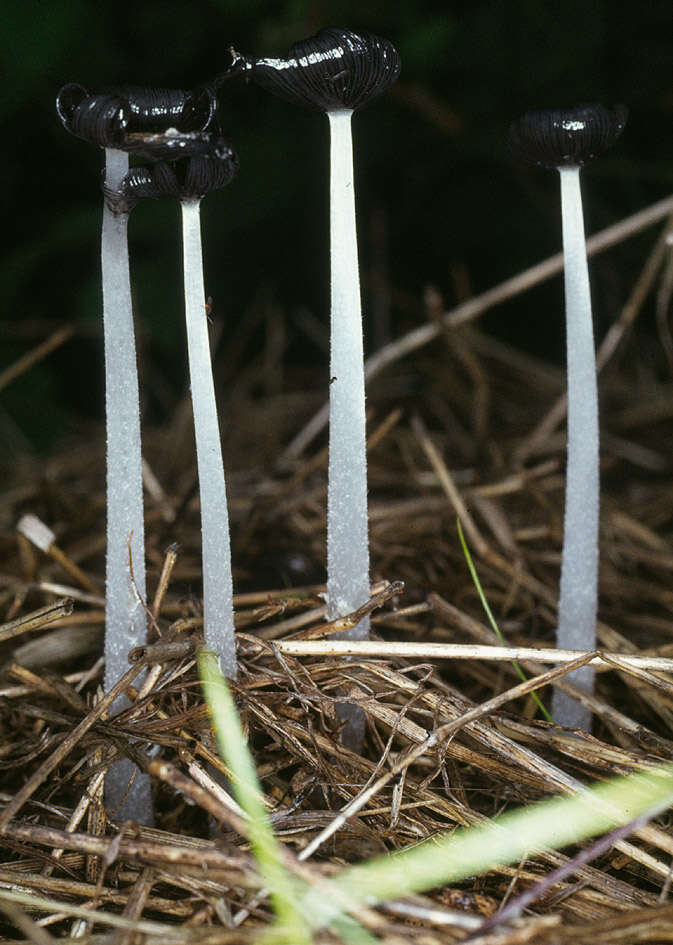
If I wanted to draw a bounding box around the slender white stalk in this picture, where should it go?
[101,148,152,822]
[180,198,236,677]
[552,165,600,731]
[326,109,370,640]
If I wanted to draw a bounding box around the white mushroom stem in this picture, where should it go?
[101,147,153,823]
[180,198,237,677]
[552,164,600,731]
[326,109,370,640]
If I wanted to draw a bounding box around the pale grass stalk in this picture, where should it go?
[269,638,673,672]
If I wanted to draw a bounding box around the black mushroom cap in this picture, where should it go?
[217,27,401,112]
[507,104,628,169]
[116,135,239,209]
[56,83,216,157]
[122,128,225,163]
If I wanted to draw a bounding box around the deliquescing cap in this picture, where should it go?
[56,83,217,159]
[507,104,628,169]
[218,27,401,112]
[57,82,238,211]
[115,135,239,210]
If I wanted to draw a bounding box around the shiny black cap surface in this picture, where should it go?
[56,83,216,155]
[220,27,400,112]
[508,104,628,168]
[116,136,239,208]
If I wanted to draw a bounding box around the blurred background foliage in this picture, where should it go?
[1,0,672,454]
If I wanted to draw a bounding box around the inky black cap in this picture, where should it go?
[56,83,216,156]
[507,104,628,169]
[116,135,239,208]
[218,27,401,112]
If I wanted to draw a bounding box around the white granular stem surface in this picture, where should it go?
[552,166,599,731]
[101,148,152,822]
[326,110,370,640]
[181,199,237,678]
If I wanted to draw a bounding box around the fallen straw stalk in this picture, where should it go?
[269,639,673,672]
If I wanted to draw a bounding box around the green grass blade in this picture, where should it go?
[198,651,311,945]
[327,917,379,945]
[457,517,553,722]
[294,762,673,933]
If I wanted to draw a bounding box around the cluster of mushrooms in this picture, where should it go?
[56,27,627,822]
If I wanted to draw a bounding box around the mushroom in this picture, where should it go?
[508,104,627,730]
[55,83,216,821]
[121,135,240,678]
[218,28,400,641]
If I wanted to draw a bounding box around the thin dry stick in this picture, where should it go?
[293,581,404,640]
[0,889,176,938]
[599,653,673,697]
[187,761,247,821]
[0,870,193,918]
[244,581,395,642]
[0,325,74,394]
[119,867,156,945]
[151,542,180,619]
[473,806,665,937]
[8,664,89,714]
[298,654,593,862]
[152,763,368,932]
[35,581,103,606]
[147,760,250,836]
[656,244,673,373]
[0,662,144,831]
[282,193,673,460]
[1,821,249,872]
[0,598,73,644]
[43,771,106,875]
[411,413,488,556]
[358,668,673,878]
[131,543,183,703]
[381,899,482,931]
[47,545,100,596]
[270,639,673,672]
[595,216,672,370]
[571,908,673,942]
[0,901,57,945]
[515,213,673,464]
[18,513,101,592]
[429,596,673,749]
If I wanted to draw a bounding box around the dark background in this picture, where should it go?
[1,0,672,457]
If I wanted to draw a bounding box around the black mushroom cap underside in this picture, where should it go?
[56,83,216,157]
[507,104,628,168]
[115,136,239,209]
[220,26,401,112]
